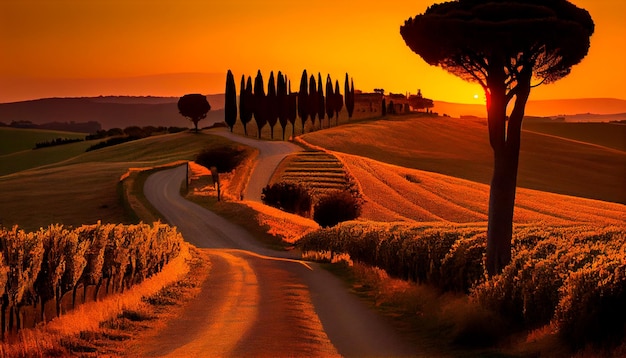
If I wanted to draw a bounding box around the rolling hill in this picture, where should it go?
[301,115,626,204]
[0,95,225,130]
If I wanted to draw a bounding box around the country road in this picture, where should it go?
[141,130,419,357]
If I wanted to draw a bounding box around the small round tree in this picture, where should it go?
[400,0,594,275]
[178,94,211,132]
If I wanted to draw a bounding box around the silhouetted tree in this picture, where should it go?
[239,76,253,136]
[308,75,318,130]
[267,71,278,139]
[225,70,237,132]
[298,70,309,134]
[325,75,334,126]
[177,94,210,132]
[401,0,594,275]
[334,80,343,125]
[345,74,355,119]
[253,70,267,138]
[288,82,298,139]
[317,73,325,128]
[277,72,289,140]
[382,98,387,116]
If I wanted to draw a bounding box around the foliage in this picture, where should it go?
[261,182,312,217]
[253,70,267,138]
[195,144,250,173]
[300,221,626,349]
[313,190,362,227]
[178,94,211,132]
[400,0,595,275]
[345,74,355,119]
[85,126,186,152]
[298,70,309,134]
[239,76,254,136]
[277,72,289,140]
[0,222,182,333]
[266,71,278,139]
[225,70,237,132]
[34,137,84,149]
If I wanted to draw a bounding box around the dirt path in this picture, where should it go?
[140,136,420,356]
[211,129,303,201]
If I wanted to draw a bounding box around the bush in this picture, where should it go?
[262,182,312,217]
[313,190,362,227]
[195,145,248,173]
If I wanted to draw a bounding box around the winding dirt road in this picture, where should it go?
[140,130,419,357]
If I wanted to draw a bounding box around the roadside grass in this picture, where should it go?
[0,131,227,231]
[183,194,293,251]
[0,127,87,155]
[522,121,626,152]
[300,115,626,204]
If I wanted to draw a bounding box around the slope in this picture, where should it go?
[301,115,626,204]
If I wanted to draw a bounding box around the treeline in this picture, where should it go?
[224,69,356,139]
[85,126,187,152]
[299,223,626,349]
[0,222,183,336]
[34,137,84,149]
[1,120,101,133]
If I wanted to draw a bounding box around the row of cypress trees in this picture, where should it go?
[225,69,356,140]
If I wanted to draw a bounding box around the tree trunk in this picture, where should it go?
[485,71,530,275]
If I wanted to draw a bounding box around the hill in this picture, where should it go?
[434,98,626,118]
[301,115,626,204]
[0,96,225,130]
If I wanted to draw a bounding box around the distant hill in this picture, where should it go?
[0,96,225,130]
[2,95,624,131]
[434,98,626,119]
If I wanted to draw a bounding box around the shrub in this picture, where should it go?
[313,190,362,227]
[261,182,312,217]
[195,145,248,173]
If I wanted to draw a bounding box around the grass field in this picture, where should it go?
[337,152,625,225]
[0,127,87,155]
[522,121,626,152]
[0,131,234,231]
[301,115,626,204]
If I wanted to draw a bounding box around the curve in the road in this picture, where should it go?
[142,133,420,357]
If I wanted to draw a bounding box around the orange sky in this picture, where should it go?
[1,0,624,104]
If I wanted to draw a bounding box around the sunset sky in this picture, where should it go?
[1,0,625,104]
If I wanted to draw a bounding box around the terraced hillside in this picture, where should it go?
[270,151,353,200]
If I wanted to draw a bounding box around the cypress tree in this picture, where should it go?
[325,75,334,126]
[277,72,289,140]
[382,98,387,116]
[225,70,237,132]
[308,75,318,130]
[267,71,278,139]
[346,76,355,119]
[288,81,297,139]
[298,70,309,134]
[253,70,267,138]
[317,73,325,129]
[239,75,250,136]
[334,80,343,126]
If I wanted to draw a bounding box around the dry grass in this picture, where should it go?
[336,152,625,225]
[301,115,626,204]
[0,131,231,231]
